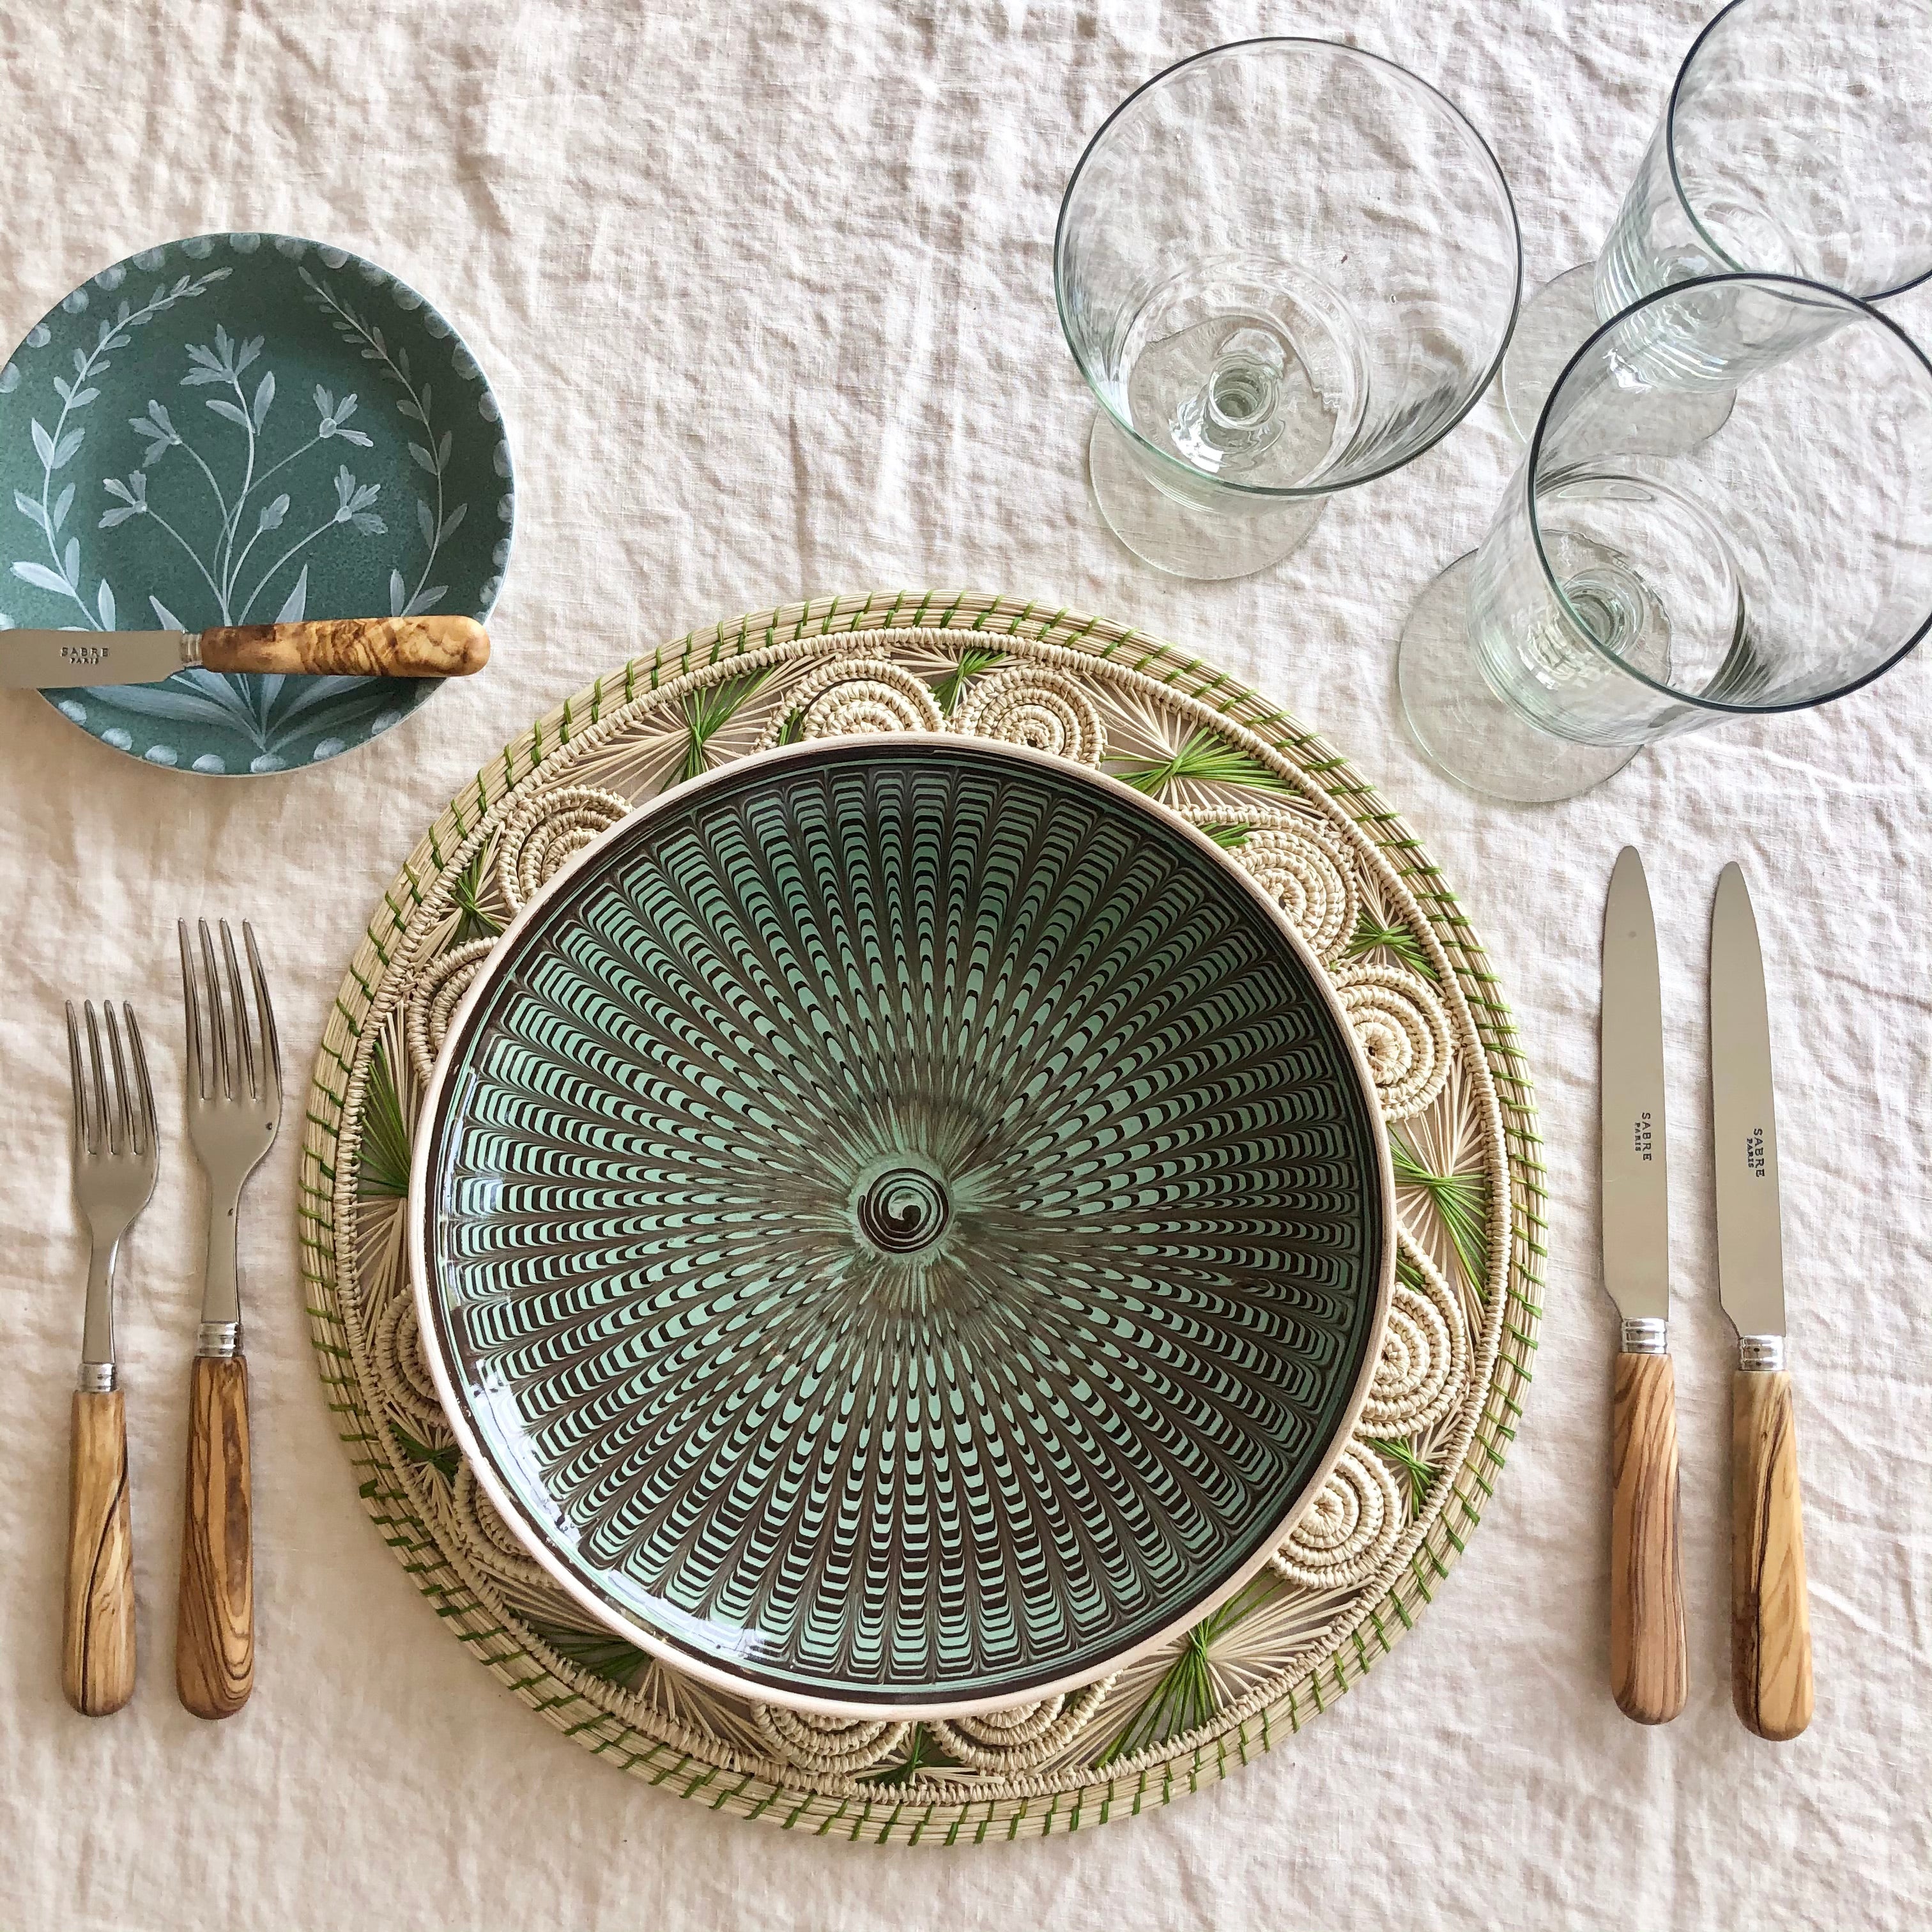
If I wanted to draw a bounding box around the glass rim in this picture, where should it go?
[1052,36,1522,503]
[1664,0,1932,304]
[1524,269,1932,716]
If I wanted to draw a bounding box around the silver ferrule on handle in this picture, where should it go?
[1620,1315,1669,1355]
[179,630,204,668]
[77,1241,119,1392]
[195,1320,241,1360]
[1738,1333,1786,1373]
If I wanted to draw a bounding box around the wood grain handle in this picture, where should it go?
[1733,1369,1813,1740]
[1609,1351,1687,1724]
[177,1355,253,1719]
[64,1389,135,1716]
[198,615,489,678]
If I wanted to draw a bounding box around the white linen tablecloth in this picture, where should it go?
[2,3,1928,1926]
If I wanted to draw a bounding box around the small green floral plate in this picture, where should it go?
[0,233,514,775]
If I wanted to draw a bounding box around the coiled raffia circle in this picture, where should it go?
[1172,808,1361,963]
[372,1291,449,1433]
[1269,1442,1404,1590]
[755,654,944,750]
[954,666,1104,766]
[496,783,632,913]
[752,1705,911,1774]
[1358,1233,1469,1438]
[453,1459,547,1588]
[404,939,498,1087]
[1332,962,1453,1121]
[926,1678,1115,1772]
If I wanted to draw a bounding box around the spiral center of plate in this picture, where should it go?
[852,1158,951,1255]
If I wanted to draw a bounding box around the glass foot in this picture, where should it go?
[1087,414,1324,579]
[1395,553,1643,804]
[1499,263,1736,453]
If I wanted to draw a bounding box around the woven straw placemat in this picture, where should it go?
[300,590,1544,1843]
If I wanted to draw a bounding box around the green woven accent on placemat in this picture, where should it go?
[298,590,1544,1843]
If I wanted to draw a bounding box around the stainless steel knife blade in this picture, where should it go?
[1710,861,1786,1344]
[0,628,189,689]
[1602,846,1670,1333]
[1601,847,1687,1725]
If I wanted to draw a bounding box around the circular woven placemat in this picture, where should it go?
[301,590,1544,1843]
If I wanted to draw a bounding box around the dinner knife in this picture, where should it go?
[1600,846,1687,1724]
[0,614,488,686]
[1710,861,1813,1741]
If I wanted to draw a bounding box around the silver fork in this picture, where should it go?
[176,919,280,1720]
[63,999,158,1717]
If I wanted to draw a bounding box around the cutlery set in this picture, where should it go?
[56,840,1820,1747]
[61,921,279,1720]
[1601,851,1811,1740]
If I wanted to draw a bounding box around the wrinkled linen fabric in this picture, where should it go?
[1,3,1926,1928]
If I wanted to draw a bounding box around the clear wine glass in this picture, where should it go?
[1399,274,1932,802]
[1055,38,1521,580]
[1500,0,1932,450]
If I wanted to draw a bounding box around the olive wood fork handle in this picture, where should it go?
[177,1354,253,1719]
[64,1388,135,1715]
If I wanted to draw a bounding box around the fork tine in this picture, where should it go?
[199,919,231,1100]
[179,920,204,1101]
[103,1002,133,1156]
[243,923,280,1097]
[84,1002,112,1155]
[219,919,256,1100]
[65,1000,91,1157]
[125,1004,157,1156]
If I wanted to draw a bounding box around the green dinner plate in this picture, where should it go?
[0,232,513,774]
[412,737,1393,1716]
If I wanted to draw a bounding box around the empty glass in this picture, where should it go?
[1055,39,1521,579]
[1399,275,1932,802]
[1501,0,1932,447]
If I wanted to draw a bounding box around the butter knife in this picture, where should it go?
[1,614,487,686]
[1711,861,1813,1741]
[1600,847,1687,1724]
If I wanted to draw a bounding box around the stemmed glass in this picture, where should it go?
[1399,275,1932,802]
[1500,0,1932,449]
[1055,39,1521,580]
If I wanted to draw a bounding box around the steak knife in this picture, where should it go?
[1,614,488,686]
[1710,861,1813,1741]
[1600,847,1687,1724]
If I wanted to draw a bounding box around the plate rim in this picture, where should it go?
[2,227,514,778]
[406,732,1397,1719]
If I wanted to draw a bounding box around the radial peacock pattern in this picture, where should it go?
[422,743,1386,1706]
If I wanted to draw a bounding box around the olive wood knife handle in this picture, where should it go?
[1733,1368,1813,1740]
[1609,1351,1687,1724]
[64,1388,136,1716]
[198,616,488,678]
[177,1355,253,1719]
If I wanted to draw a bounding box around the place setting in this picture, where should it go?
[15,3,1928,1862]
